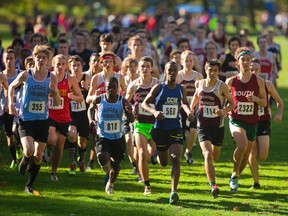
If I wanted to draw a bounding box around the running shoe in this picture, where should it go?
[249,183,260,190]
[211,184,220,198]
[43,148,51,163]
[184,152,194,165]
[86,163,94,171]
[16,147,23,160]
[229,176,239,193]
[25,186,40,196]
[10,160,17,169]
[50,172,59,181]
[18,159,29,175]
[150,155,157,165]
[105,182,114,195]
[131,166,137,175]
[69,163,76,175]
[104,174,109,186]
[143,186,151,195]
[79,162,85,173]
[169,192,179,204]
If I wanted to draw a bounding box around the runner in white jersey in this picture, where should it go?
[177,50,203,165]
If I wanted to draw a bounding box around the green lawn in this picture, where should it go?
[0,26,288,215]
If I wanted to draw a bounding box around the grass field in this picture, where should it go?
[0,25,288,215]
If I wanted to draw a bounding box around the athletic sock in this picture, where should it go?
[68,141,77,164]
[9,145,17,161]
[26,162,41,188]
[144,180,150,187]
[78,147,86,163]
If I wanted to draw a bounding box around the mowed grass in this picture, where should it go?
[0,26,288,215]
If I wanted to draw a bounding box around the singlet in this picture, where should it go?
[221,53,238,81]
[70,73,88,113]
[230,74,259,124]
[253,52,274,81]
[97,94,124,140]
[1,69,21,108]
[177,70,199,105]
[0,82,3,116]
[96,71,121,95]
[211,32,227,53]
[258,84,270,122]
[154,83,183,130]
[19,70,50,121]
[48,73,72,123]
[132,77,158,124]
[268,43,281,70]
[197,80,225,128]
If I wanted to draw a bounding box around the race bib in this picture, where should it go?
[163,104,178,118]
[138,103,154,116]
[48,97,64,110]
[28,101,45,113]
[203,105,218,118]
[70,100,86,112]
[259,73,269,80]
[187,96,193,105]
[258,105,264,116]
[104,120,120,133]
[237,102,254,115]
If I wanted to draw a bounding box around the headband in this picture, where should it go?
[236,50,251,60]
[252,62,261,68]
[100,54,115,61]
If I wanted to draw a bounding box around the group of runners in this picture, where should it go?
[0,18,283,204]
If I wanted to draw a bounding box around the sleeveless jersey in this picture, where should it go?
[2,69,20,107]
[254,52,274,81]
[132,77,158,124]
[96,71,121,95]
[230,74,259,124]
[97,94,124,140]
[70,73,88,113]
[49,73,72,123]
[154,83,183,130]
[197,80,225,127]
[177,70,198,105]
[20,70,50,121]
[211,32,227,50]
[258,84,270,121]
[0,82,3,116]
[221,53,238,81]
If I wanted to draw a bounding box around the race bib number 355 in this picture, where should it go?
[163,105,178,118]
[104,120,120,133]
[28,101,45,113]
[237,102,254,115]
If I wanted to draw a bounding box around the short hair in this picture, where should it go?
[31,33,44,43]
[139,56,153,67]
[32,45,50,58]
[68,55,83,65]
[234,47,251,60]
[204,59,221,71]
[3,49,16,58]
[91,28,101,35]
[180,50,194,59]
[170,49,182,59]
[12,38,24,47]
[123,57,138,68]
[58,39,69,45]
[257,35,267,44]
[100,33,113,43]
[165,60,178,71]
[251,57,261,66]
[105,76,118,86]
[25,56,34,66]
[205,40,217,50]
[228,36,241,47]
[52,54,68,66]
[176,38,190,48]
[89,53,100,62]
[128,35,143,48]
